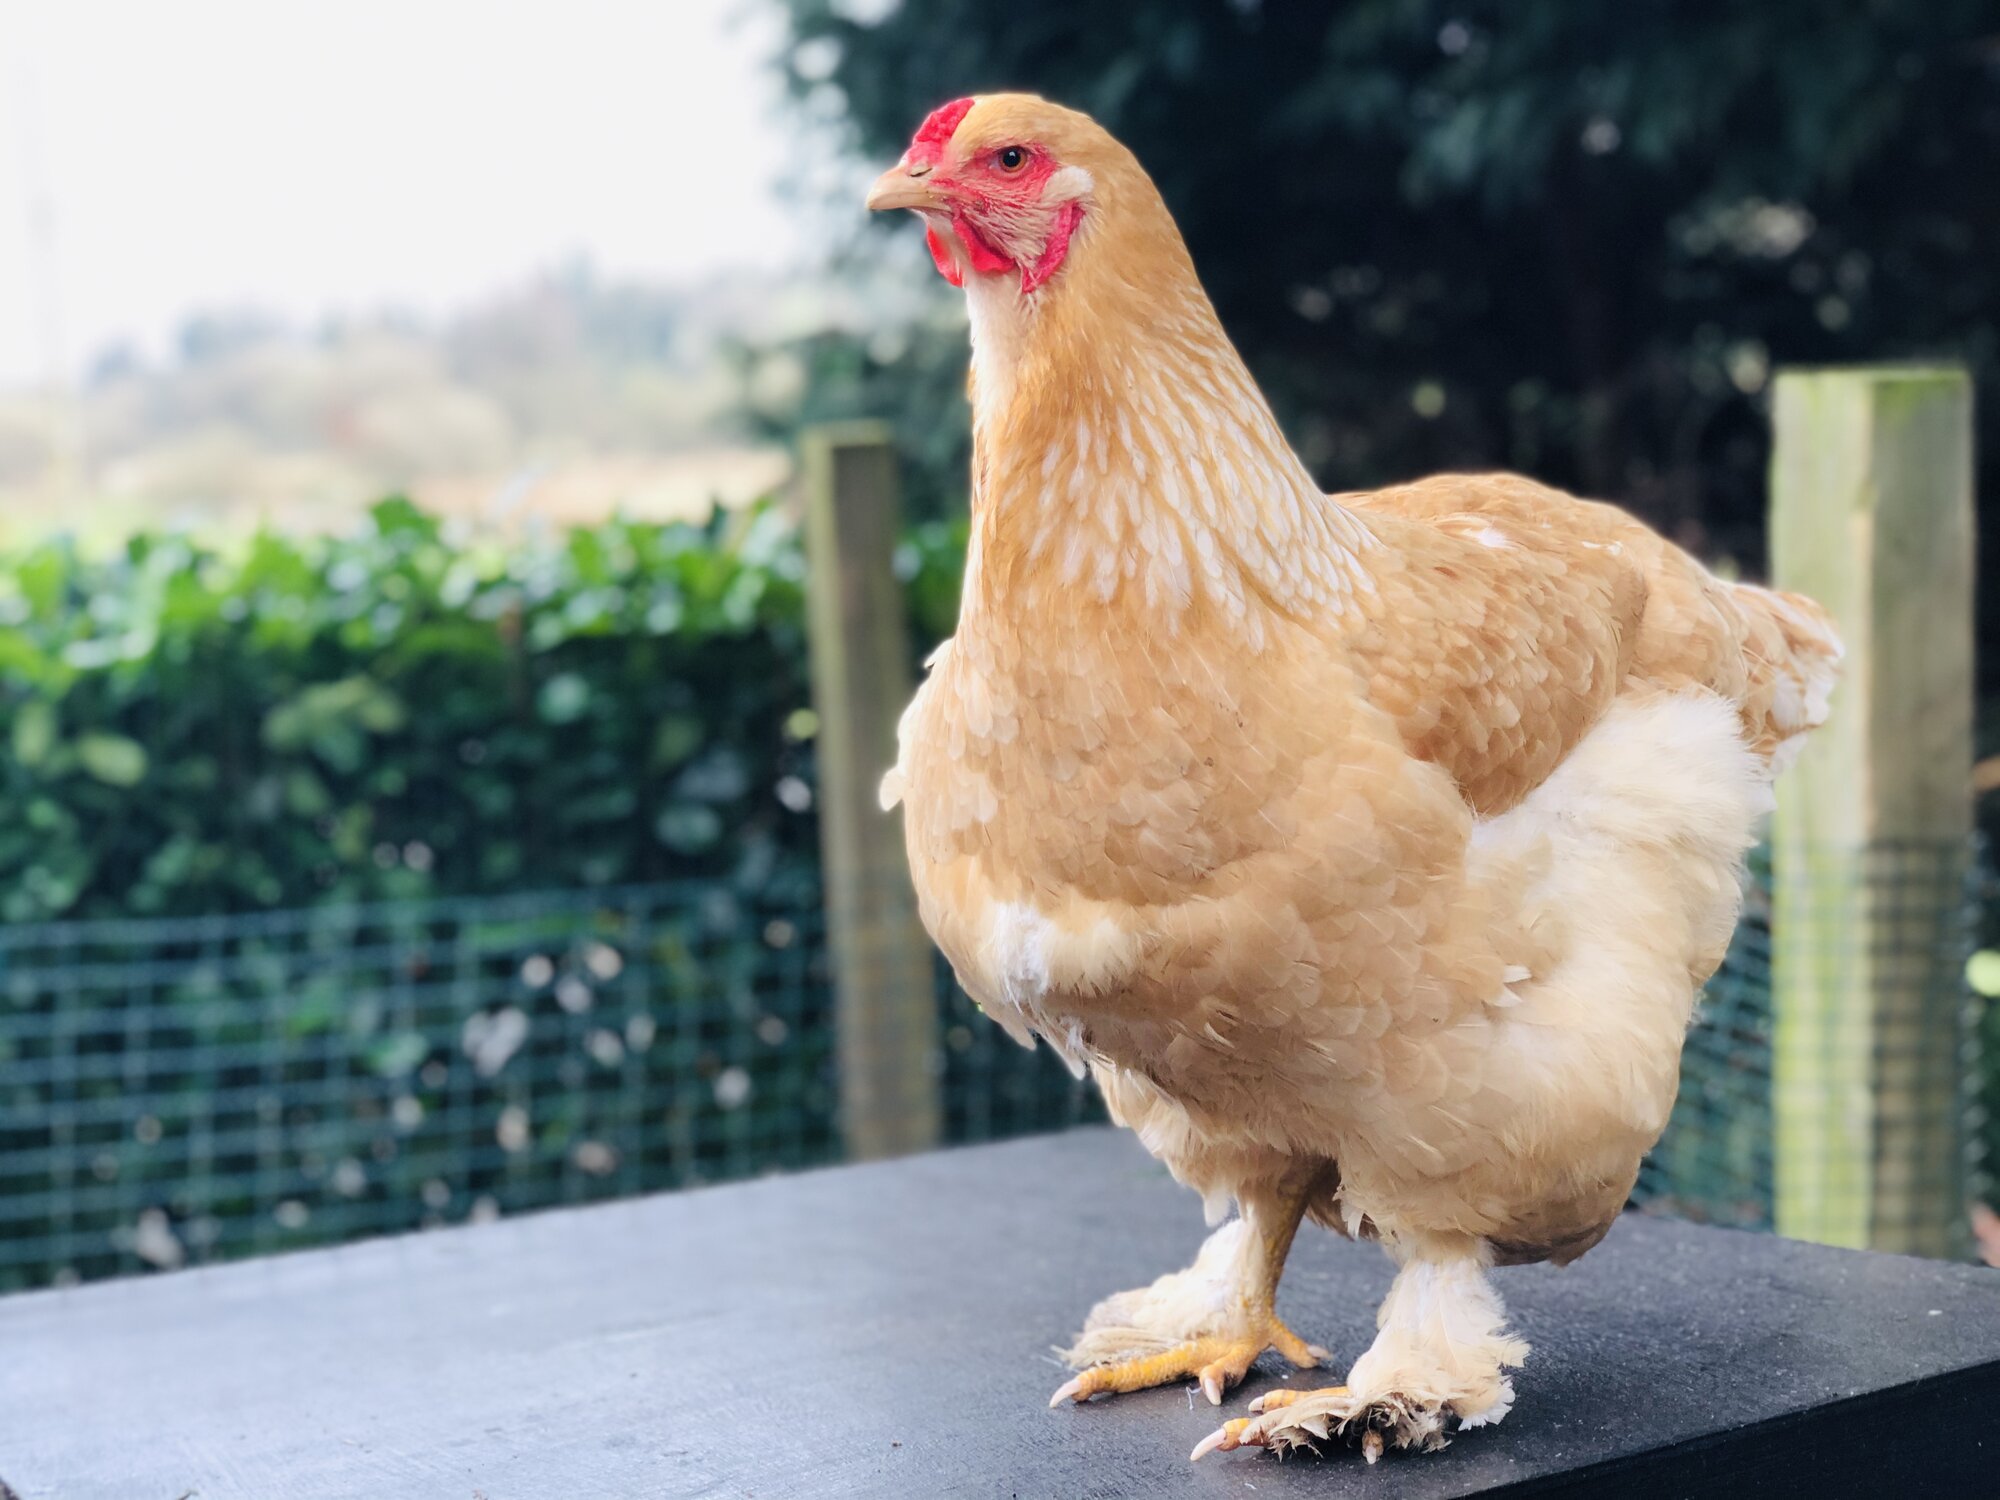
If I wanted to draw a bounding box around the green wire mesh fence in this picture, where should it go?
[0,883,1094,1290]
[1635,841,1985,1250]
[0,846,1983,1290]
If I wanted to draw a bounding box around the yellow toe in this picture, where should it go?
[1054,1316,1327,1409]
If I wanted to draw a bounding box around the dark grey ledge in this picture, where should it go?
[2,1128,1997,1499]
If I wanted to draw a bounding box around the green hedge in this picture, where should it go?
[0,499,967,922]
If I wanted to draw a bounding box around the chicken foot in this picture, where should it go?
[1191,1386,1443,1463]
[1191,1244,1528,1462]
[1049,1321,1327,1408]
[1050,1174,1328,1408]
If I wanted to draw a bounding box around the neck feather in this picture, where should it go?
[961,239,1371,647]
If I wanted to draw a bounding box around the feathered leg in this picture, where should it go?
[1050,1168,1331,1408]
[1193,1234,1527,1462]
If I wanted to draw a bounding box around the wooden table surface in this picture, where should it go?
[2,1128,1998,1499]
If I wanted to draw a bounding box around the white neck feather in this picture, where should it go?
[965,275,1033,441]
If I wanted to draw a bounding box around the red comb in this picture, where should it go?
[909,97,975,162]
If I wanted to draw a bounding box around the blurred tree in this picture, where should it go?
[725,310,976,524]
[772,0,2000,677]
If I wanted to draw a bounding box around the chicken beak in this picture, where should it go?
[866,161,941,213]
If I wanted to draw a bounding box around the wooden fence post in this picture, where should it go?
[801,423,941,1160]
[1770,366,1975,1256]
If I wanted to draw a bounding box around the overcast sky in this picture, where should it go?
[0,0,809,386]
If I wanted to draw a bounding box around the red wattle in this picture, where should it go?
[950,212,1014,278]
[1021,202,1083,293]
[925,225,964,287]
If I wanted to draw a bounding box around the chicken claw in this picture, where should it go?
[1188,1418,1254,1462]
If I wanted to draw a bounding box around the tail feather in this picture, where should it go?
[1732,583,1843,772]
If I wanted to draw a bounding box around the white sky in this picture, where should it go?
[0,0,807,386]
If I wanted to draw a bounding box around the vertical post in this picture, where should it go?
[801,423,941,1160]
[1770,366,1975,1256]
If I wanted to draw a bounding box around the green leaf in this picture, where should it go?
[651,713,706,769]
[653,804,723,853]
[285,986,342,1039]
[368,1031,430,1078]
[369,496,436,540]
[76,733,149,787]
[284,768,333,818]
[537,672,592,725]
[11,701,56,767]
[1968,951,2000,999]
[263,677,408,766]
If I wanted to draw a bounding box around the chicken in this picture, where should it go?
[866,94,1842,1463]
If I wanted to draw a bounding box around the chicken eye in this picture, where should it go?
[996,146,1028,172]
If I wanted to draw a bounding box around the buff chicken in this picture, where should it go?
[865,94,1841,1462]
